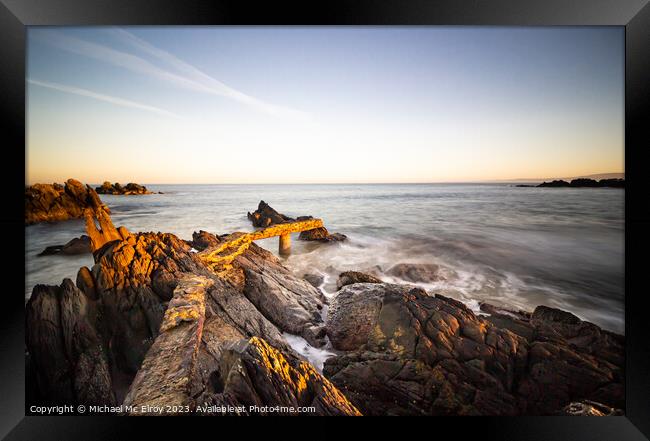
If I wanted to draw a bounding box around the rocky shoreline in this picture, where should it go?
[25,184,624,416]
[25,179,111,225]
[96,181,159,195]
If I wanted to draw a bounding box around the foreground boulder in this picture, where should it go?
[324,283,624,416]
[25,179,109,225]
[96,181,157,195]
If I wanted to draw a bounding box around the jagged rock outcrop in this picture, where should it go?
[303,273,324,288]
[336,271,383,290]
[39,235,91,256]
[26,279,115,406]
[232,243,328,347]
[196,337,361,416]
[96,181,156,195]
[25,179,109,225]
[323,283,624,416]
[247,200,293,227]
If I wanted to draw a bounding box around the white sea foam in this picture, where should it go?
[282,333,336,372]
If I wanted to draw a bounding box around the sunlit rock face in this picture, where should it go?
[196,337,361,416]
[324,283,624,416]
[25,179,109,225]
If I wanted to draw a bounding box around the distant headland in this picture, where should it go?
[516,178,625,188]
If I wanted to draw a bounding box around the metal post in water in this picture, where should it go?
[279,232,291,256]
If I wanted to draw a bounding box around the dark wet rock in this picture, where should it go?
[480,303,534,341]
[190,230,220,251]
[233,243,328,347]
[196,337,361,416]
[323,283,624,416]
[96,181,157,195]
[561,400,623,416]
[326,283,390,351]
[336,271,383,290]
[303,273,324,288]
[299,227,347,242]
[386,262,448,283]
[26,279,115,406]
[38,235,91,256]
[25,179,109,225]
[530,305,624,367]
[247,200,293,227]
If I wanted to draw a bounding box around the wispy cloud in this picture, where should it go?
[28,79,181,118]
[33,29,310,121]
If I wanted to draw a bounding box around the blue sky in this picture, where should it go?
[27,27,624,184]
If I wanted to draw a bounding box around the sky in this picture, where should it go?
[27,27,624,184]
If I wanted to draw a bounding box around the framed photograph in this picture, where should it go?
[2,0,649,439]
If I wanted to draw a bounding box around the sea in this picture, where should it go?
[25,183,625,340]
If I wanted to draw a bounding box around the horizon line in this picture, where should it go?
[26,176,625,187]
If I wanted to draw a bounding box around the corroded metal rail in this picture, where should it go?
[199,218,323,270]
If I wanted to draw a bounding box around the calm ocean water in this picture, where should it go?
[25,184,625,333]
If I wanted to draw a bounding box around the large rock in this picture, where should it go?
[190,230,220,251]
[247,200,294,227]
[386,263,449,283]
[323,283,624,416]
[26,279,115,406]
[96,181,156,195]
[336,271,383,290]
[25,179,109,225]
[196,337,361,416]
[298,226,347,243]
[234,243,328,347]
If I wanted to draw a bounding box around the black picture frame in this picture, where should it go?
[1,0,648,439]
